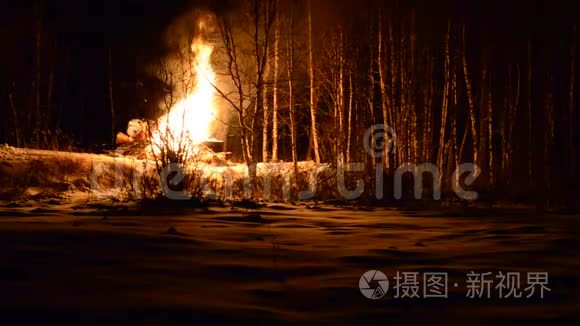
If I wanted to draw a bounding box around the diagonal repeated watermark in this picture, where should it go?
[89,124,481,201]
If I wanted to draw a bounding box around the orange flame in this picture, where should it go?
[152,36,216,154]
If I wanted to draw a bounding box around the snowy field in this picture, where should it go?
[1,146,579,323]
[0,200,579,323]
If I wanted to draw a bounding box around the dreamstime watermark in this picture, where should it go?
[358,270,551,300]
[89,124,481,201]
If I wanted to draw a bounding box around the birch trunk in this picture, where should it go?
[287,14,298,170]
[108,48,115,146]
[346,73,353,162]
[271,5,279,162]
[262,58,269,162]
[570,26,576,178]
[527,41,533,186]
[308,0,321,163]
[377,14,392,170]
[462,25,478,165]
[437,23,451,176]
[488,76,494,188]
[8,88,21,147]
[34,1,42,147]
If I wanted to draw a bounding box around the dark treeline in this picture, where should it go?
[0,0,191,148]
[211,0,578,203]
[0,0,578,203]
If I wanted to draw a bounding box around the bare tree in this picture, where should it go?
[212,1,277,168]
[271,4,280,162]
[377,13,392,170]
[487,72,494,188]
[346,73,353,162]
[215,17,253,164]
[462,25,478,166]
[308,0,321,163]
[261,51,270,162]
[253,0,277,162]
[34,1,42,147]
[437,23,451,176]
[108,48,116,146]
[286,3,298,169]
[501,64,520,186]
[8,84,22,147]
[543,71,555,203]
[423,52,435,164]
[570,25,577,178]
[527,40,534,186]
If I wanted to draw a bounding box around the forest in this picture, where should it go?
[0,0,578,205]
[1,1,580,323]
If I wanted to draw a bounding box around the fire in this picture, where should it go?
[152,35,216,154]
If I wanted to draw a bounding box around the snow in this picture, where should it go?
[1,146,579,322]
[0,202,579,322]
[0,146,330,202]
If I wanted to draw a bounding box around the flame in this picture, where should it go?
[152,36,216,154]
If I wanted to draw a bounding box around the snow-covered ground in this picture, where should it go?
[0,145,329,202]
[0,203,579,323]
[1,146,579,323]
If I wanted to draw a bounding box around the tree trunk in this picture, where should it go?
[377,14,392,170]
[527,40,534,187]
[8,87,22,147]
[239,111,252,164]
[462,25,478,166]
[570,25,576,178]
[287,12,298,170]
[34,1,42,147]
[108,48,115,146]
[46,42,55,132]
[437,23,451,178]
[338,31,345,157]
[488,75,494,189]
[308,0,321,163]
[346,73,353,162]
[478,56,488,189]
[262,57,269,162]
[271,7,279,162]
[367,25,377,181]
[424,53,434,163]
[543,72,555,205]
